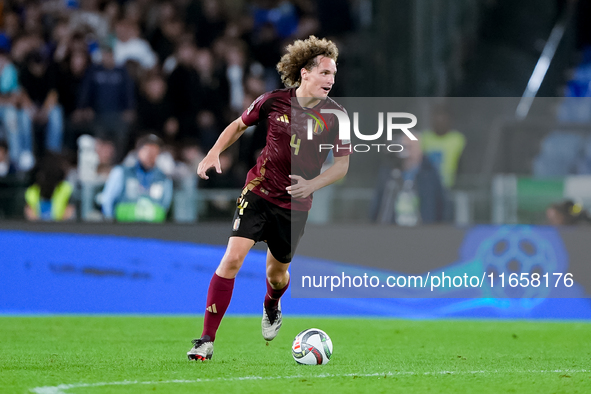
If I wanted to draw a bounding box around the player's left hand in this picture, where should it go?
[286,175,315,199]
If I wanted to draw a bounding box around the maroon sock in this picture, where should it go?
[264,276,290,310]
[201,273,235,342]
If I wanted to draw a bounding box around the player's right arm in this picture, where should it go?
[197,117,249,180]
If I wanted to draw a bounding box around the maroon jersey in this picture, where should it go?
[241,88,351,211]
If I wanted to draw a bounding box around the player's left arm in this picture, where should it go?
[287,155,349,199]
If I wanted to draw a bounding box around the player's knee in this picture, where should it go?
[267,274,280,287]
[220,251,245,273]
[266,268,288,288]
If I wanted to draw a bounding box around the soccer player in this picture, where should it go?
[188,36,351,361]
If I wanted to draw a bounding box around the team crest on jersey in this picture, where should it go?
[304,109,328,136]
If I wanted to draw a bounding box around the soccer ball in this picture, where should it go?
[292,328,333,365]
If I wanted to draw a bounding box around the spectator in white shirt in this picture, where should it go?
[113,19,157,70]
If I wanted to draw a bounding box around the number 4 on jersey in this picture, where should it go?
[290,134,301,155]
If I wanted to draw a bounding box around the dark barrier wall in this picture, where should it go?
[1,222,590,317]
[298,225,591,296]
[1,222,590,279]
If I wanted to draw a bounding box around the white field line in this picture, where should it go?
[30,369,591,394]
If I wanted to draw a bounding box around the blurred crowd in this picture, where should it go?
[369,104,465,226]
[3,0,588,225]
[0,0,357,220]
[0,0,354,174]
[531,45,591,178]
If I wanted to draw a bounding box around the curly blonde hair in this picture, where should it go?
[276,35,338,88]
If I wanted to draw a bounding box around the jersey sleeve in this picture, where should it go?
[241,93,268,126]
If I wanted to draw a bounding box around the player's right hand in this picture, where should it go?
[197,154,222,180]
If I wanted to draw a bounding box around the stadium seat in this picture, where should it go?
[564,175,591,207]
[575,135,591,174]
[532,131,584,177]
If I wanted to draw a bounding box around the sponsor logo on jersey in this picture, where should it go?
[276,114,290,123]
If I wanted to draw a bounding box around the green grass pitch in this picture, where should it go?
[1,316,590,393]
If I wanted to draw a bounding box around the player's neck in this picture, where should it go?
[295,86,321,109]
